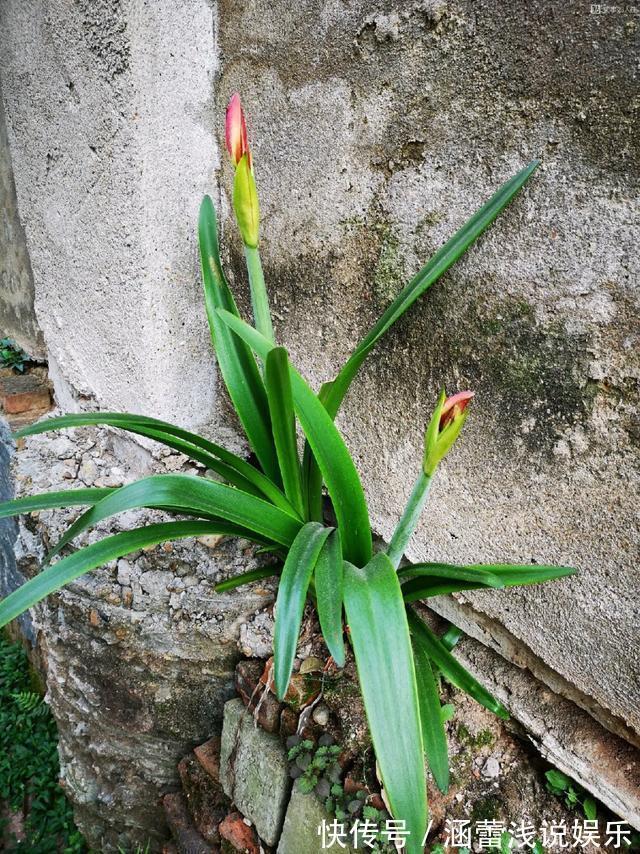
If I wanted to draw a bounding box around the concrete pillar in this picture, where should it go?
[0,0,220,426]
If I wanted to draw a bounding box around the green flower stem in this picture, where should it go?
[387,469,433,570]
[244,244,274,346]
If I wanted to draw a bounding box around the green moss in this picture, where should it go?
[471,795,503,824]
[373,225,406,303]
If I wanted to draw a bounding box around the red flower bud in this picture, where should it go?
[225,93,250,168]
[423,389,474,476]
[439,390,474,430]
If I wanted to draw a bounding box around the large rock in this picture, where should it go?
[277,787,357,854]
[12,427,276,851]
[220,698,292,846]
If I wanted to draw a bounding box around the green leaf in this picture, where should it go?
[545,769,570,791]
[14,411,295,515]
[216,309,372,567]
[583,797,597,821]
[327,161,540,419]
[0,488,115,520]
[302,162,540,513]
[274,522,332,699]
[413,638,449,793]
[265,348,305,518]
[441,624,463,651]
[407,607,509,720]
[214,567,278,593]
[343,554,426,854]
[198,196,280,484]
[0,521,242,628]
[301,380,333,522]
[314,529,345,667]
[401,562,576,602]
[46,473,301,560]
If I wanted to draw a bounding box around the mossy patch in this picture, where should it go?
[372,225,406,304]
[420,289,598,454]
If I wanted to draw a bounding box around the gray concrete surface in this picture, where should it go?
[0,0,219,425]
[0,92,43,358]
[216,0,639,740]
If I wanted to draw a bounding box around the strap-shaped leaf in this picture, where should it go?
[303,161,540,513]
[274,522,332,699]
[214,566,278,593]
[0,521,244,629]
[265,348,305,518]
[198,196,280,485]
[46,474,301,560]
[344,554,426,854]
[413,638,449,793]
[0,488,115,519]
[407,607,508,720]
[14,412,295,515]
[401,562,575,602]
[216,309,372,567]
[327,161,540,418]
[314,529,345,667]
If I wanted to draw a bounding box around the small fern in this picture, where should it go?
[12,690,46,714]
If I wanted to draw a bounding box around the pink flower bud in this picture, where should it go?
[423,389,474,476]
[225,93,250,168]
[439,390,474,430]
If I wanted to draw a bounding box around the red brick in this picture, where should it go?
[218,812,259,854]
[194,736,221,783]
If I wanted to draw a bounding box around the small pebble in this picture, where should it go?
[481,756,500,779]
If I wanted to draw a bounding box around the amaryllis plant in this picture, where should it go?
[0,95,575,853]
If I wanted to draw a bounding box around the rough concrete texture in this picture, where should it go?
[277,786,357,854]
[220,698,292,846]
[215,0,639,743]
[0,95,43,358]
[0,0,219,425]
[413,604,640,830]
[9,424,276,852]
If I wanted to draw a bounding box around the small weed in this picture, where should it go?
[0,634,85,852]
[545,768,597,820]
[287,735,393,852]
[0,338,27,374]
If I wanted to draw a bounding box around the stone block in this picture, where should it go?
[220,699,291,847]
[277,786,357,854]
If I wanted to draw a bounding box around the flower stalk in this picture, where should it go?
[387,389,474,569]
[226,93,273,344]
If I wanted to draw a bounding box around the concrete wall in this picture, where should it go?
[0,91,43,358]
[0,0,220,426]
[1,0,638,844]
[216,0,639,742]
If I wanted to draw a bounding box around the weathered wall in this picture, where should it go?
[0,91,43,358]
[215,0,639,741]
[0,0,220,426]
[1,0,639,847]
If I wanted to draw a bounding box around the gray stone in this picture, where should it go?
[481,756,500,779]
[220,698,291,846]
[9,427,276,851]
[277,786,357,854]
